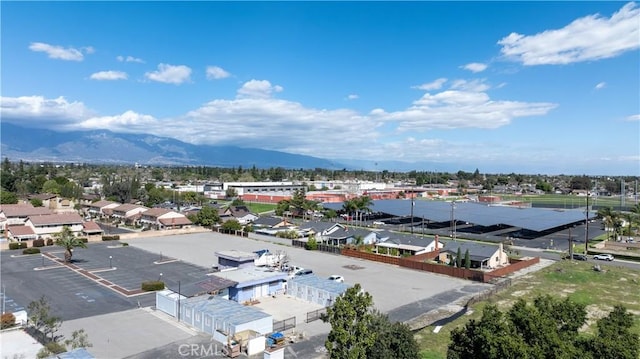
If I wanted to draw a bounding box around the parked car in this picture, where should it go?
[593,253,614,261]
[328,275,345,283]
[571,253,588,261]
[295,269,313,276]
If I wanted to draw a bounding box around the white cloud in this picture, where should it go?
[0,78,558,164]
[28,42,92,61]
[626,114,640,121]
[78,110,157,131]
[90,71,128,81]
[0,96,94,125]
[346,94,359,100]
[413,78,447,91]
[462,62,488,73]
[117,55,144,63]
[594,82,607,90]
[372,80,557,132]
[237,80,283,98]
[498,2,640,65]
[145,63,192,84]
[206,66,231,80]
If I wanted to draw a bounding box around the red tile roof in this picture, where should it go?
[28,213,83,226]
[82,221,103,233]
[159,217,192,226]
[7,225,36,236]
[0,204,53,217]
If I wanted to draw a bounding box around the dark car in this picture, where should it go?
[295,269,313,276]
[571,254,588,261]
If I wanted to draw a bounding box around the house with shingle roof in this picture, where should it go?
[1,204,53,229]
[28,193,76,213]
[6,225,38,241]
[219,205,258,224]
[140,207,192,229]
[375,231,443,256]
[82,221,104,236]
[321,225,377,246]
[251,216,290,229]
[25,213,84,238]
[437,240,509,269]
[111,204,148,225]
[87,200,121,219]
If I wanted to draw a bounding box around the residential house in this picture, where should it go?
[437,240,509,269]
[375,231,443,256]
[6,225,38,241]
[140,208,192,230]
[28,193,76,213]
[111,204,149,225]
[219,205,258,225]
[252,216,295,236]
[78,193,100,208]
[87,200,120,219]
[24,213,84,238]
[82,221,104,236]
[305,222,377,246]
[1,204,53,229]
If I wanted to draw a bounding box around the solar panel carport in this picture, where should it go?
[323,199,596,233]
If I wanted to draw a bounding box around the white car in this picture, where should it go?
[328,275,344,283]
[593,254,614,261]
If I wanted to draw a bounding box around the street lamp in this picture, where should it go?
[159,273,163,282]
[450,201,457,240]
[109,255,113,268]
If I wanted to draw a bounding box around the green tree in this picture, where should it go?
[196,205,220,228]
[28,296,62,343]
[305,236,318,250]
[275,199,291,216]
[464,249,470,269]
[587,305,639,359]
[64,329,93,350]
[53,226,87,262]
[367,310,420,359]
[30,197,44,207]
[0,191,18,204]
[220,219,242,231]
[456,247,462,268]
[225,187,238,199]
[42,179,61,194]
[322,283,376,359]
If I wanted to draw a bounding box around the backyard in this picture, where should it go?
[416,260,640,359]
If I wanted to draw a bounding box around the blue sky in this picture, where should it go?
[1,1,639,175]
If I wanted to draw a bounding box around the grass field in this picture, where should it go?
[415,260,640,359]
[245,202,277,214]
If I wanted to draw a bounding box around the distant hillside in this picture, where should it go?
[0,123,345,169]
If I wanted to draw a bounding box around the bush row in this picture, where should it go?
[1,312,16,329]
[23,247,41,255]
[102,235,121,241]
[141,281,165,291]
[9,242,27,250]
[8,237,80,250]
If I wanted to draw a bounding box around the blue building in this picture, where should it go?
[212,267,288,303]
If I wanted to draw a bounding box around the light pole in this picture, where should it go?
[42,253,45,268]
[109,255,113,269]
[159,273,163,282]
[450,201,457,240]
[585,193,590,254]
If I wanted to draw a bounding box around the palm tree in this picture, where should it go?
[53,226,87,262]
[597,207,617,240]
[355,196,373,226]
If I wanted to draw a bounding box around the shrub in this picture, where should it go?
[102,235,120,241]
[1,312,16,329]
[121,242,129,246]
[305,237,318,250]
[32,238,45,247]
[141,281,165,291]
[79,237,88,243]
[46,238,54,246]
[23,247,41,255]
[9,242,28,250]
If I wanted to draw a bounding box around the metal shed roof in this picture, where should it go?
[323,199,594,233]
[289,274,350,295]
[181,295,271,326]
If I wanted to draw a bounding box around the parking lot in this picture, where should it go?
[128,232,491,316]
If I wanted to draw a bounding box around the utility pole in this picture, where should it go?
[410,195,414,235]
[585,193,590,254]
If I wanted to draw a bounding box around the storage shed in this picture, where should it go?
[288,275,349,306]
[212,267,288,303]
